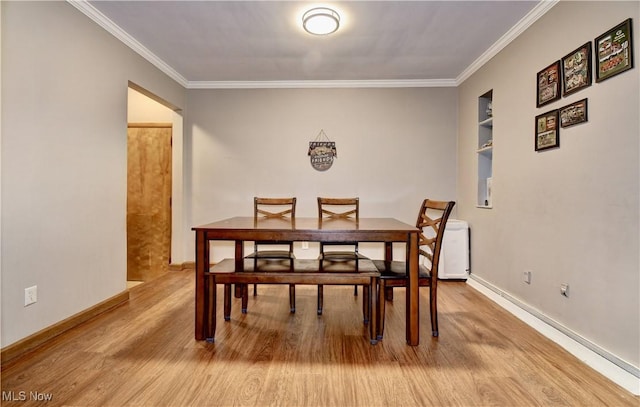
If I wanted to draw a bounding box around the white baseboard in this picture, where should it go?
[466,275,640,396]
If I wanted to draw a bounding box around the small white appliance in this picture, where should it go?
[438,219,470,280]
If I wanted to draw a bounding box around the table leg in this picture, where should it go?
[234,240,246,299]
[207,276,216,342]
[195,230,208,340]
[406,232,419,345]
[384,242,394,301]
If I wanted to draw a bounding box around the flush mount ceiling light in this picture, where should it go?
[302,7,340,35]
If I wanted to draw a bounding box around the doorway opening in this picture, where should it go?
[126,84,184,285]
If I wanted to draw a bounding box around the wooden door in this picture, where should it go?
[127,124,172,281]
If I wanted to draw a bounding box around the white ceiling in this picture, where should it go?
[76,1,554,88]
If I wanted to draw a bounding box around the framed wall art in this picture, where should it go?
[560,98,588,128]
[537,61,561,107]
[561,42,592,96]
[535,109,559,151]
[595,18,634,82]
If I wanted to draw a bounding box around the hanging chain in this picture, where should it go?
[313,129,331,142]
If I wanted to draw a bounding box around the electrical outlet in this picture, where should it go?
[24,285,37,306]
[302,241,309,250]
[560,283,569,297]
[523,271,532,284]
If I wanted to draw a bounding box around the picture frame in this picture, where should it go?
[560,98,588,128]
[535,109,559,151]
[561,42,592,96]
[595,18,634,82]
[537,61,561,107]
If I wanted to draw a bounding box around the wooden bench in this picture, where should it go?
[206,258,379,344]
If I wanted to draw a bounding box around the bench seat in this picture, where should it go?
[206,258,379,344]
[209,258,379,284]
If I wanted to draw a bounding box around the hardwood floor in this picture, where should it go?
[1,270,637,406]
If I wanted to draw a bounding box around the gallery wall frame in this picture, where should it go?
[595,18,634,82]
[559,98,588,128]
[535,109,559,151]
[537,61,561,107]
[561,42,592,96]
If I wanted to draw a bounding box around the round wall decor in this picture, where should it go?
[308,129,337,171]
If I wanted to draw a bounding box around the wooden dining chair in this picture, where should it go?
[243,197,297,312]
[316,197,369,316]
[373,198,455,339]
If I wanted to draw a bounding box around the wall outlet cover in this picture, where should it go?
[24,285,38,306]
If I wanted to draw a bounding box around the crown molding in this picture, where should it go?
[187,79,457,89]
[456,0,559,85]
[67,0,189,87]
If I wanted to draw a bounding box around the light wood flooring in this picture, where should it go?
[1,270,637,406]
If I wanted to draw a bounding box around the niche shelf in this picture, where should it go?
[477,90,493,208]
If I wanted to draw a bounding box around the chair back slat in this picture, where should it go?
[415,199,455,279]
[317,197,359,220]
[254,197,296,220]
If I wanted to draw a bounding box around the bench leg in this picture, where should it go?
[369,279,378,344]
[362,285,370,325]
[377,279,386,341]
[223,284,232,321]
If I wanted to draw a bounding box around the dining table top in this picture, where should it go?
[192,216,418,234]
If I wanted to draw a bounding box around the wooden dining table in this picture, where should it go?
[192,216,422,345]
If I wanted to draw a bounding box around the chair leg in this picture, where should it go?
[384,286,394,301]
[223,284,232,321]
[354,285,358,296]
[430,283,438,337]
[253,284,258,296]
[241,284,248,314]
[377,280,386,340]
[289,284,296,313]
[234,284,243,298]
[317,285,323,315]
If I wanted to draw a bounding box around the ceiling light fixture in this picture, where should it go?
[302,7,340,35]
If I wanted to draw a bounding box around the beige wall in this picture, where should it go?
[458,1,639,369]
[1,1,185,346]
[185,87,458,261]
